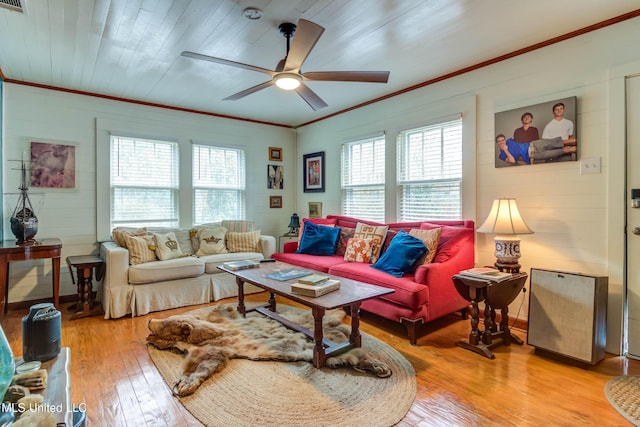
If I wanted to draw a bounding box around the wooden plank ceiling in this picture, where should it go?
[0,0,639,127]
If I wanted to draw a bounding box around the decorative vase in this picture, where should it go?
[10,160,38,244]
[0,325,15,401]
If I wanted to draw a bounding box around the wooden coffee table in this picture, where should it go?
[218,261,394,368]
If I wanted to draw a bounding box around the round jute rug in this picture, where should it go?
[148,306,416,427]
[605,375,640,425]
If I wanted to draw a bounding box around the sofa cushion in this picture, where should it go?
[297,218,337,247]
[221,220,255,233]
[200,252,264,274]
[328,262,429,309]
[153,231,184,261]
[146,227,194,255]
[354,223,389,263]
[129,256,205,284]
[125,234,158,265]
[271,253,344,273]
[343,237,375,263]
[371,231,427,277]
[409,227,442,264]
[420,223,474,263]
[335,227,356,256]
[195,227,228,255]
[296,221,341,255]
[112,227,147,248]
[227,230,261,252]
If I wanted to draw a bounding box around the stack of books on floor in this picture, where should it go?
[222,259,260,271]
[458,267,513,282]
[291,274,340,297]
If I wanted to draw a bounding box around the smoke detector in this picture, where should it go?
[243,7,263,20]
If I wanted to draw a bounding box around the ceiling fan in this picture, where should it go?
[181,19,390,111]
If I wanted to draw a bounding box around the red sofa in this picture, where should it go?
[272,215,475,344]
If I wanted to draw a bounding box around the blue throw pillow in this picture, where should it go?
[296,221,342,256]
[371,231,427,277]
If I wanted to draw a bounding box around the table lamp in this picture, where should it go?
[287,213,300,236]
[476,198,533,273]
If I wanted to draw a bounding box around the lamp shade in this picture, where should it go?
[477,198,533,235]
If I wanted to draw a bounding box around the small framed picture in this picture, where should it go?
[308,202,322,218]
[303,151,325,193]
[269,196,282,208]
[269,147,282,161]
[267,165,283,189]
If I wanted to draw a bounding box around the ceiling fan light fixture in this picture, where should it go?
[274,73,302,90]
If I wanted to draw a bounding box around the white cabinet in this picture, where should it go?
[527,268,608,366]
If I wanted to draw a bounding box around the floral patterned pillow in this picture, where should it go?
[409,227,442,264]
[343,238,375,263]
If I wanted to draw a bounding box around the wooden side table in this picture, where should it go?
[0,238,62,317]
[66,255,105,320]
[452,272,528,359]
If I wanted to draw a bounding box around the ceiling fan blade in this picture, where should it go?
[295,83,328,111]
[303,70,390,83]
[181,51,275,77]
[283,19,325,72]
[223,80,274,101]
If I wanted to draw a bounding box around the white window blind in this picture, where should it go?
[110,136,179,229]
[193,144,246,224]
[341,135,385,222]
[397,119,462,220]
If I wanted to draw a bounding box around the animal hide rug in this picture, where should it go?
[147,304,392,396]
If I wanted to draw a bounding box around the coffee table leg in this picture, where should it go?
[349,303,362,347]
[236,278,246,316]
[268,292,277,312]
[311,306,326,368]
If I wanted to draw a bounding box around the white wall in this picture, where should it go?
[296,17,640,353]
[2,85,296,303]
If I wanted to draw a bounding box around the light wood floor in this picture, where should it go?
[2,293,638,426]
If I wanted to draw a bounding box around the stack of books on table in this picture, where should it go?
[291,274,340,297]
[222,259,260,271]
[458,267,513,282]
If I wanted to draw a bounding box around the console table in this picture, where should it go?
[0,238,62,317]
[452,272,528,359]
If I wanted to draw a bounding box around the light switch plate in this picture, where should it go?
[580,157,601,175]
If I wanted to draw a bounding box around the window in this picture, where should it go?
[110,136,179,229]
[397,118,462,220]
[341,135,385,222]
[193,144,246,224]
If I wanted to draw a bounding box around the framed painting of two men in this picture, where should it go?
[494,96,577,168]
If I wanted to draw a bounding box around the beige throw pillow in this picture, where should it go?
[125,234,157,265]
[196,227,228,256]
[112,227,147,248]
[353,223,389,263]
[226,230,261,253]
[409,227,442,264]
[153,232,184,261]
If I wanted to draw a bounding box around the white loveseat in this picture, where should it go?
[100,221,275,319]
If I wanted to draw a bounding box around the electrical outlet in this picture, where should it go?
[580,157,601,175]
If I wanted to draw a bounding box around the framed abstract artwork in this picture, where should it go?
[303,151,325,193]
[30,141,76,188]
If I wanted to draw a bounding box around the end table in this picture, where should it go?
[66,255,105,319]
[452,272,528,359]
